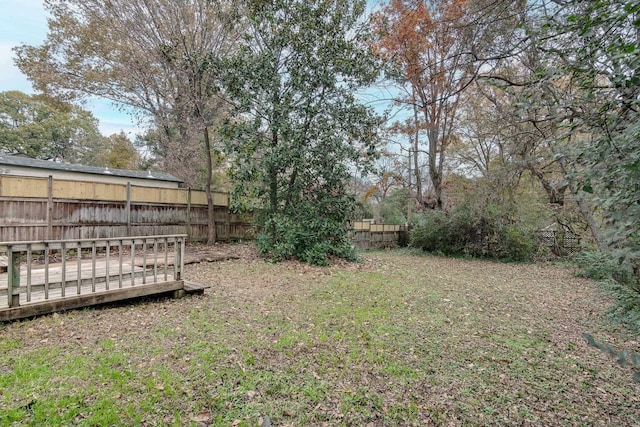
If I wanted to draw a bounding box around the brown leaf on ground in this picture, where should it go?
[190,411,211,423]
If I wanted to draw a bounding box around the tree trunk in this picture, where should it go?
[427,127,443,209]
[269,128,279,240]
[558,158,606,251]
[203,126,216,245]
[574,189,607,251]
[413,102,423,209]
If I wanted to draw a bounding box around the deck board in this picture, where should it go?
[0,281,183,322]
[0,257,182,318]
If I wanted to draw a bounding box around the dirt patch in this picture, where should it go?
[183,241,260,265]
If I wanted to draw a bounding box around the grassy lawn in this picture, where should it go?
[1,247,639,426]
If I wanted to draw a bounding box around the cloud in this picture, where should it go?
[85,98,147,137]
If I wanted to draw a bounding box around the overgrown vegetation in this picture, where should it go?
[410,181,542,262]
[574,251,640,333]
[410,208,537,262]
[255,211,356,266]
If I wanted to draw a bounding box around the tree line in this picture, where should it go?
[6,1,638,288]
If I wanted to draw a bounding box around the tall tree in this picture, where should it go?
[0,90,104,162]
[373,0,527,209]
[538,0,640,265]
[220,0,381,265]
[14,0,241,243]
[373,0,465,209]
[96,132,142,170]
[451,82,508,179]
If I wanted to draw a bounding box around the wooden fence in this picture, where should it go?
[0,175,253,242]
[349,221,408,250]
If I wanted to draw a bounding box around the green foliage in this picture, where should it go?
[538,0,640,317]
[0,91,104,162]
[573,251,629,282]
[410,197,539,262]
[409,210,456,256]
[574,251,640,332]
[606,280,640,334]
[498,226,539,262]
[220,0,381,264]
[583,334,640,383]
[95,132,141,170]
[379,188,408,224]
[353,200,374,221]
[256,212,356,266]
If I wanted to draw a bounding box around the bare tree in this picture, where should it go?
[373,0,525,209]
[15,0,242,243]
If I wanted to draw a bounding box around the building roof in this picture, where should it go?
[0,153,183,183]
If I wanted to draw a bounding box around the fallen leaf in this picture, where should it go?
[190,411,211,423]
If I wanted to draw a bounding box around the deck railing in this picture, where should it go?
[0,234,185,309]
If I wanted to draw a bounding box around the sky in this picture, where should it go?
[0,0,394,138]
[0,0,142,136]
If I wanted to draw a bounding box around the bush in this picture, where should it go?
[497,226,538,262]
[256,211,356,266]
[410,210,457,255]
[410,203,539,262]
[573,251,628,281]
[573,251,640,332]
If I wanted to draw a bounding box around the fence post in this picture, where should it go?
[177,236,184,281]
[225,193,231,241]
[47,175,53,240]
[186,188,192,243]
[7,249,20,307]
[126,182,132,237]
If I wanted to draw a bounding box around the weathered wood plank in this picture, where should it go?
[0,198,251,242]
[183,280,210,292]
[0,265,159,298]
[0,281,183,321]
[0,234,188,321]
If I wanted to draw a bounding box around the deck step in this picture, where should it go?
[183,280,210,294]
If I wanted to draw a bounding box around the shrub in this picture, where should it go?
[410,210,456,255]
[497,226,538,262]
[574,251,640,333]
[410,203,539,262]
[573,251,627,281]
[256,211,356,266]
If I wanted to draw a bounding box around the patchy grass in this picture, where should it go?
[1,246,639,426]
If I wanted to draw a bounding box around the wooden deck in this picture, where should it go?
[0,259,185,321]
[0,235,200,321]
